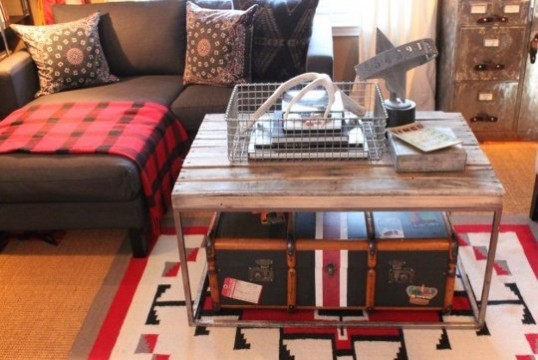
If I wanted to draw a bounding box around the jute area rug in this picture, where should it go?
[0,229,127,360]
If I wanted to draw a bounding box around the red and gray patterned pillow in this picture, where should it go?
[183,1,258,87]
[11,12,118,97]
[232,0,319,82]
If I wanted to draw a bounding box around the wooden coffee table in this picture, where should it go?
[172,111,504,328]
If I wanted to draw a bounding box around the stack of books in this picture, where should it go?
[248,111,368,160]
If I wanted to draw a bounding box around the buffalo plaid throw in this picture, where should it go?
[0,101,189,242]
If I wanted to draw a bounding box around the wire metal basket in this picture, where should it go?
[225,81,387,162]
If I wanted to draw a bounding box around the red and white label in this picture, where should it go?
[221,277,262,304]
[314,212,349,307]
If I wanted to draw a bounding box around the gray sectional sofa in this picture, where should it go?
[0,0,333,256]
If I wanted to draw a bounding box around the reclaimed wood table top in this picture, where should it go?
[172,112,504,211]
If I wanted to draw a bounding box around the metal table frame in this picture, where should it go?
[172,111,504,329]
[174,205,502,329]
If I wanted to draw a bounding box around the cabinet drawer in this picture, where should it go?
[455,27,525,81]
[459,0,495,25]
[459,0,530,26]
[453,81,518,132]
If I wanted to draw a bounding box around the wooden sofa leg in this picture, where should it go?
[530,174,538,221]
[129,228,148,258]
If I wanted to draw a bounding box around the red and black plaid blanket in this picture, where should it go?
[0,101,188,241]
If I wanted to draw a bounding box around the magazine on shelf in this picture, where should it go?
[387,122,462,153]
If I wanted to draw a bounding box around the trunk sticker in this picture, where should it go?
[388,260,416,284]
[406,284,438,305]
[378,217,404,238]
[222,277,262,304]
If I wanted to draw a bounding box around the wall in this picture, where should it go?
[333,35,359,82]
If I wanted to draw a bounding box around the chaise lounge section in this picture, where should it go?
[0,0,334,257]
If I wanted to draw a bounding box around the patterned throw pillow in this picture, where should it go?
[232,0,319,82]
[11,13,118,97]
[183,2,258,86]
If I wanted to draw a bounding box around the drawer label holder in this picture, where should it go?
[484,38,500,48]
[504,4,520,14]
[478,92,494,101]
[470,4,487,14]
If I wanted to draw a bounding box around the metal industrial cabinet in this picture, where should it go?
[437,0,538,140]
[518,2,538,136]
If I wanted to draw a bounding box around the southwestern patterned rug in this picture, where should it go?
[77,217,538,360]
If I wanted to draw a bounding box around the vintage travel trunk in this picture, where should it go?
[371,211,458,311]
[206,212,291,311]
[206,211,458,312]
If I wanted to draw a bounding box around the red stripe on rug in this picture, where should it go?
[89,226,206,359]
[88,256,148,360]
[184,226,208,235]
[455,224,538,279]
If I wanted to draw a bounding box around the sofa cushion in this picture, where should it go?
[29,75,183,107]
[53,1,185,76]
[183,2,257,87]
[232,0,319,82]
[0,153,141,203]
[10,12,118,97]
[170,84,233,134]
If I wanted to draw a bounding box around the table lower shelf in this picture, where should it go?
[174,208,502,329]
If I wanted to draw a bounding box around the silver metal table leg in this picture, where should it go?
[174,210,194,326]
[477,207,503,327]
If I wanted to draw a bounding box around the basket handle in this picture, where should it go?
[251,72,335,124]
[245,73,368,132]
[281,73,336,121]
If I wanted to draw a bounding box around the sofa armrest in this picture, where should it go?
[306,15,334,78]
[0,51,39,119]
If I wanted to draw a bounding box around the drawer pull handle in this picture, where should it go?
[474,63,505,71]
[477,15,508,24]
[326,263,336,277]
[470,113,498,123]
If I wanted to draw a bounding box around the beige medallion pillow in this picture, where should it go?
[183,2,258,86]
[11,12,118,97]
